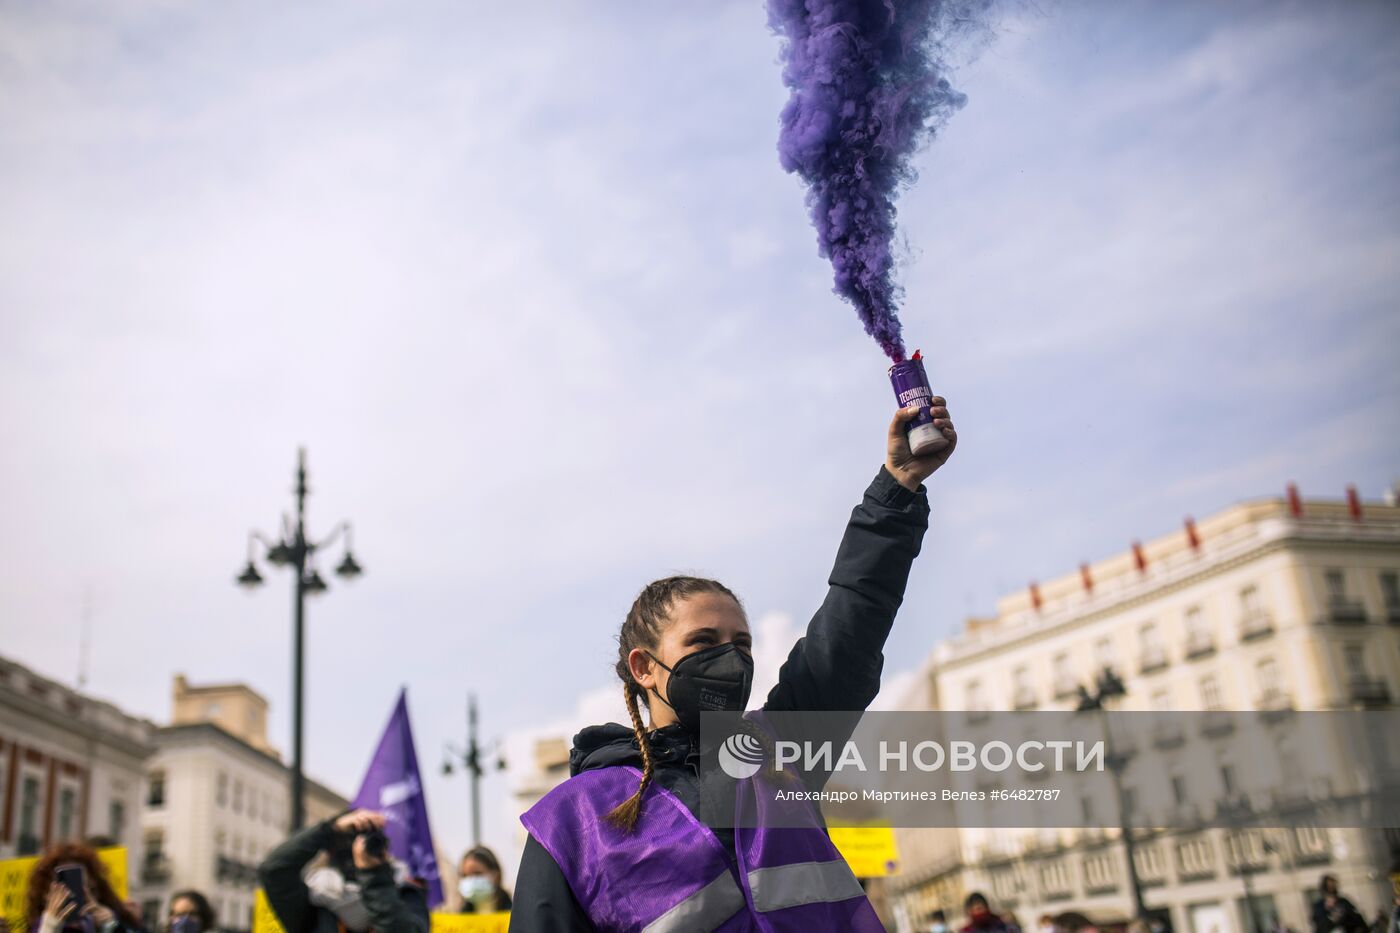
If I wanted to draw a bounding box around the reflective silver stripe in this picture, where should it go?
[642,871,747,933]
[747,859,865,913]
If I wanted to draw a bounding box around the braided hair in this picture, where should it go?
[605,575,742,832]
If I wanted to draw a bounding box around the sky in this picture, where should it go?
[2,0,1398,889]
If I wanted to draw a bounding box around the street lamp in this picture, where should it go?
[443,694,507,847]
[236,448,364,831]
[1075,666,1150,922]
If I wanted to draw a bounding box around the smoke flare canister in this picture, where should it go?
[888,351,944,456]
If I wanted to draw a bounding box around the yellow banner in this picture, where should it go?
[0,847,128,933]
[253,891,507,933]
[829,825,900,877]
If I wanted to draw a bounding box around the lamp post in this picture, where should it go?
[443,694,507,847]
[237,448,363,831]
[1075,666,1149,922]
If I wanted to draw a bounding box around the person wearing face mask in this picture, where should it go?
[509,403,957,932]
[961,893,1011,933]
[930,909,951,933]
[166,892,214,933]
[457,847,511,914]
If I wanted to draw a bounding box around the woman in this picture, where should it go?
[166,891,215,933]
[25,844,142,933]
[257,809,428,933]
[510,401,956,931]
[457,847,512,914]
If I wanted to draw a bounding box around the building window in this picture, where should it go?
[1139,622,1167,671]
[1381,572,1400,608]
[19,776,41,853]
[1343,644,1367,678]
[1256,657,1281,697]
[217,772,229,807]
[965,680,986,713]
[58,787,77,839]
[233,779,244,813]
[1240,585,1262,616]
[109,800,126,841]
[204,701,222,718]
[148,771,166,807]
[1324,569,1346,602]
[1200,675,1224,711]
[1171,775,1188,805]
[249,790,258,820]
[1094,637,1117,673]
[1221,764,1237,795]
[1053,653,1075,696]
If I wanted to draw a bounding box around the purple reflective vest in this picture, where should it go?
[521,764,883,932]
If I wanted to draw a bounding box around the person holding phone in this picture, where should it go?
[24,845,141,933]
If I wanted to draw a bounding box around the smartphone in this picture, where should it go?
[54,864,86,911]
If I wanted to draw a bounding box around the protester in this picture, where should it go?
[930,910,950,933]
[166,892,215,933]
[24,843,142,933]
[457,847,511,914]
[962,892,1011,933]
[1312,875,1366,933]
[509,403,956,931]
[257,809,428,933]
[1038,914,1060,933]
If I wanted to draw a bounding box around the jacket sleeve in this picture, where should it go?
[356,866,429,933]
[508,834,594,933]
[257,820,339,933]
[763,466,929,714]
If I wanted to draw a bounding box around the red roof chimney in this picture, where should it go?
[1029,582,1042,611]
[1132,541,1148,574]
[1346,485,1362,522]
[1184,516,1200,552]
[1080,563,1094,593]
[1286,483,1303,517]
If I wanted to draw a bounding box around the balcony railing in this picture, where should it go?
[1325,599,1367,625]
[142,854,172,884]
[1239,610,1275,641]
[1256,689,1294,719]
[1138,648,1169,675]
[1201,710,1235,737]
[215,855,259,887]
[1184,633,1216,660]
[1152,720,1186,749]
[1012,688,1038,711]
[1348,677,1392,708]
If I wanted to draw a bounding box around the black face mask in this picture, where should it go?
[647,643,754,733]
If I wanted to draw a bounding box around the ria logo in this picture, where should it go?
[718,732,765,779]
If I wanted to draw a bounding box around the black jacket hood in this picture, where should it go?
[569,722,697,777]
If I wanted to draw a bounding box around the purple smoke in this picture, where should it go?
[767,0,975,361]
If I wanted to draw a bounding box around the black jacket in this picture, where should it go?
[257,819,430,933]
[509,466,930,932]
[1312,896,1366,933]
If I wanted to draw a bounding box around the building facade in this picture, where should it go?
[139,677,347,933]
[0,655,154,864]
[890,487,1400,933]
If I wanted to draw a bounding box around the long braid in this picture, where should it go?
[605,682,657,831]
[604,575,742,833]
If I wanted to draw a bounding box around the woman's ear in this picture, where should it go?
[627,647,658,691]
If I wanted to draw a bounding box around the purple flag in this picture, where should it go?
[352,689,443,907]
